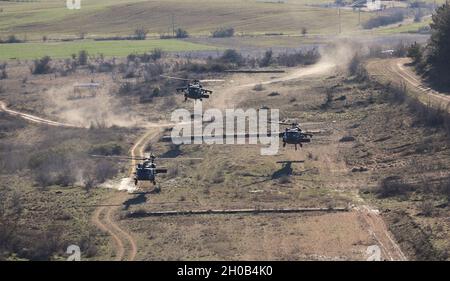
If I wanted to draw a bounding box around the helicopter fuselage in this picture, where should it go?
[134,160,167,185]
[177,82,212,101]
[281,128,311,149]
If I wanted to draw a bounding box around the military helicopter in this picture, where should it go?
[91,153,202,186]
[160,75,223,102]
[161,120,315,151]
[275,121,313,150]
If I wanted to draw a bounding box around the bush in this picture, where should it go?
[253,84,264,91]
[212,27,235,38]
[32,56,52,75]
[0,34,23,44]
[259,50,273,67]
[219,49,243,65]
[376,176,414,198]
[363,12,405,29]
[419,200,434,216]
[0,69,6,80]
[88,142,123,156]
[277,48,320,67]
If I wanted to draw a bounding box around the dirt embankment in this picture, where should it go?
[366,58,450,111]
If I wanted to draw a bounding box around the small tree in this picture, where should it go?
[150,48,163,60]
[175,28,189,38]
[259,49,273,67]
[78,50,88,66]
[32,56,52,75]
[425,3,450,87]
[407,42,423,65]
[134,27,148,40]
[301,27,308,37]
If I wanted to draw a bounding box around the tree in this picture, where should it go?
[301,27,308,37]
[425,3,450,86]
[175,28,189,38]
[78,50,88,66]
[259,49,273,67]
[32,56,52,75]
[134,27,148,40]
[407,42,423,65]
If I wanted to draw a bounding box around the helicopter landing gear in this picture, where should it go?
[295,144,297,151]
[134,178,138,186]
[283,142,286,148]
[152,180,156,185]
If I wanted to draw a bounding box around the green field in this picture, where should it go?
[0,39,218,60]
[0,0,370,39]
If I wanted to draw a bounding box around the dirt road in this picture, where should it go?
[0,101,84,128]
[366,58,450,110]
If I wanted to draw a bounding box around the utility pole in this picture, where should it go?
[358,8,361,26]
[338,7,342,34]
[171,14,175,38]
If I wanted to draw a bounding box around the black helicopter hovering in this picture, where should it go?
[160,75,223,102]
[91,153,201,186]
[276,121,313,150]
[161,120,315,151]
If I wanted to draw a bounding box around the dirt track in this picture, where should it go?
[0,101,84,128]
[366,58,450,110]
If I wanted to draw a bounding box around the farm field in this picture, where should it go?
[0,39,217,60]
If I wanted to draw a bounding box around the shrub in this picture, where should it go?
[277,48,320,67]
[150,48,163,61]
[407,42,423,65]
[301,27,308,36]
[88,142,123,156]
[419,200,434,216]
[0,34,22,44]
[376,176,414,198]
[363,12,405,29]
[219,49,243,65]
[32,56,52,75]
[253,84,264,91]
[259,50,273,67]
[212,27,235,38]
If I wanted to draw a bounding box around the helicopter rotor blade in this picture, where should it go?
[156,157,203,161]
[160,75,190,81]
[90,155,148,161]
[199,79,225,83]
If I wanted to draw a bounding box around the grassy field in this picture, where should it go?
[0,39,217,59]
[0,0,370,39]
[1,0,445,40]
